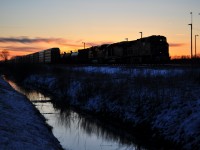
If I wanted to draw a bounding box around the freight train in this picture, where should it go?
[10,35,170,64]
[10,48,60,64]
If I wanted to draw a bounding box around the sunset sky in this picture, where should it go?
[1,0,200,59]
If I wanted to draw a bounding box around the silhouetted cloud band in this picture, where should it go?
[169,43,186,47]
[0,46,42,52]
[0,37,65,44]
[0,36,113,47]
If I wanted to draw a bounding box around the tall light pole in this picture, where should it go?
[139,32,143,38]
[188,12,193,58]
[195,35,199,58]
[82,42,85,49]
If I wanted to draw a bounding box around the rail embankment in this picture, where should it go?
[0,76,63,150]
[3,64,200,150]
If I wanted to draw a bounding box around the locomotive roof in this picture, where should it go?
[108,35,167,47]
[75,35,167,51]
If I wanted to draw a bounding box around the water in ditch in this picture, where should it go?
[7,80,163,150]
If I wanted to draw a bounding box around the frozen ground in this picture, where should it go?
[72,65,184,75]
[0,76,63,150]
[17,66,200,149]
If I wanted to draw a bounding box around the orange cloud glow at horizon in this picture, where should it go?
[1,0,199,61]
[0,36,115,59]
[0,36,195,60]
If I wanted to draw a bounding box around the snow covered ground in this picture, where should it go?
[14,66,200,149]
[0,76,63,150]
[72,65,184,75]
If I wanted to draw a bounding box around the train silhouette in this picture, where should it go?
[10,35,170,64]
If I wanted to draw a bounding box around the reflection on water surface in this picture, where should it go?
[33,97,142,150]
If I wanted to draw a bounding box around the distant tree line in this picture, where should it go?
[0,50,9,62]
[171,55,200,64]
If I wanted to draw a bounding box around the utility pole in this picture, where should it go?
[195,35,199,58]
[82,42,85,49]
[139,32,143,38]
[188,12,193,59]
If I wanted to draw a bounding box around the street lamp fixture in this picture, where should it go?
[82,42,85,49]
[139,32,143,38]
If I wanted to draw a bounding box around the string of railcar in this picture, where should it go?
[9,35,170,64]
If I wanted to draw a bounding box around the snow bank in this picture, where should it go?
[73,66,123,74]
[72,66,184,76]
[0,76,62,150]
[153,95,200,149]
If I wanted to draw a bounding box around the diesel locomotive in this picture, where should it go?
[62,35,170,64]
